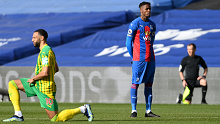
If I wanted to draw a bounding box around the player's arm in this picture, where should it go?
[151,22,156,42]
[198,68,208,80]
[198,56,208,79]
[179,71,187,87]
[126,22,137,59]
[179,71,184,81]
[126,36,133,59]
[55,61,59,73]
[200,68,208,79]
[201,57,208,78]
[179,59,187,87]
[27,66,49,86]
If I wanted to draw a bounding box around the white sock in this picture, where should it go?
[15,111,22,117]
[79,106,86,114]
[131,110,137,113]
[146,110,151,114]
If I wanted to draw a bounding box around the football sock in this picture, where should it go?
[130,84,139,111]
[146,110,151,114]
[79,106,86,113]
[202,85,207,101]
[132,110,137,113]
[8,80,22,117]
[144,85,152,111]
[52,108,81,122]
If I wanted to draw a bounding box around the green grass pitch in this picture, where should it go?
[0,102,220,124]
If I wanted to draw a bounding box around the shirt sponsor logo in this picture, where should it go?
[42,57,48,65]
[143,36,151,41]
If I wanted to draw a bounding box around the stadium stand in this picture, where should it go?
[3,9,220,67]
[0,0,200,15]
[0,0,211,67]
[0,11,135,65]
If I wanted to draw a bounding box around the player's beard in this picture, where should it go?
[34,39,40,47]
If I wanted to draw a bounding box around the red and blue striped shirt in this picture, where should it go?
[126,17,156,62]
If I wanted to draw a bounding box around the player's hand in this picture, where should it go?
[27,78,36,87]
[182,80,187,87]
[197,76,202,80]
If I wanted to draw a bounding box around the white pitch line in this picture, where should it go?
[22,118,48,120]
[171,117,219,119]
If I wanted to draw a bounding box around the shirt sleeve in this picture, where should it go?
[179,58,186,72]
[126,36,133,59]
[151,22,156,42]
[126,21,137,59]
[200,56,208,69]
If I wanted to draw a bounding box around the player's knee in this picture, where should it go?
[8,80,14,85]
[200,79,207,86]
[145,82,153,87]
[8,80,18,90]
[131,84,139,89]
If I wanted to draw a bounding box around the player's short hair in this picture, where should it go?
[35,29,48,40]
[188,43,196,49]
[139,1,151,8]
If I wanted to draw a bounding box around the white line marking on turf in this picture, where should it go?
[173,117,219,119]
[24,118,48,120]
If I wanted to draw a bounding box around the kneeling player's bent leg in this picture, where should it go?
[50,108,80,122]
[51,105,93,122]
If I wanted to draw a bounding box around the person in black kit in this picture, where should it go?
[176,43,208,104]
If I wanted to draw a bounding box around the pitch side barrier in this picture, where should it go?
[0,66,219,104]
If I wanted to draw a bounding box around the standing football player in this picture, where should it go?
[126,1,160,118]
